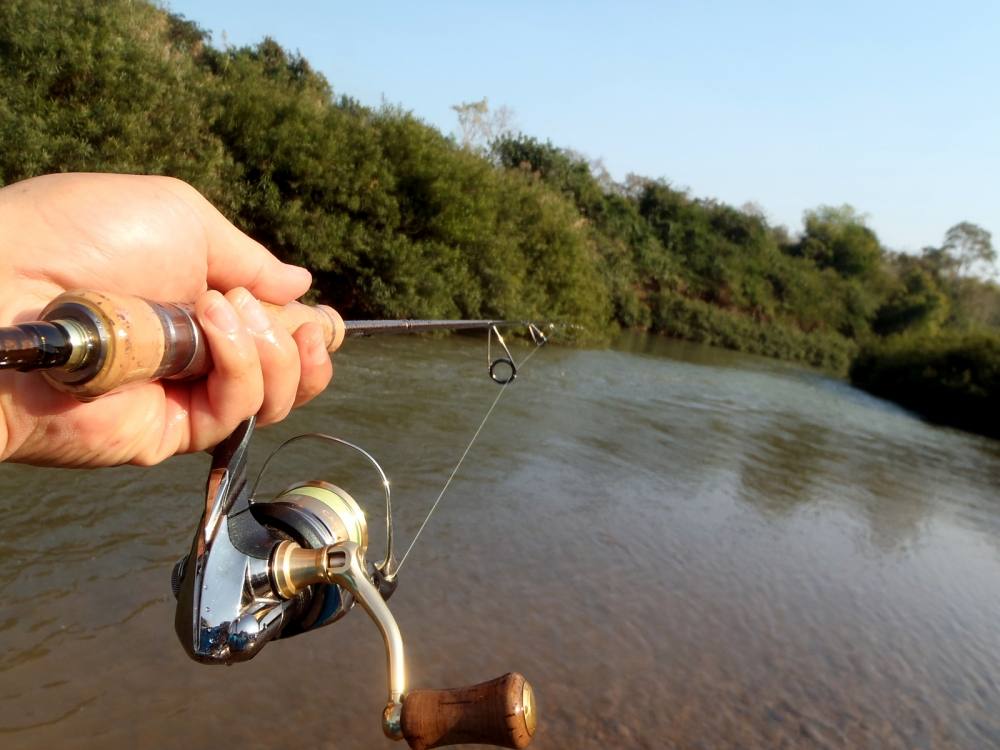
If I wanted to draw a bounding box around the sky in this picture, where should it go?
[165,0,999,254]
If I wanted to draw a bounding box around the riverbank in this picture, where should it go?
[652,291,856,373]
[849,331,1000,440]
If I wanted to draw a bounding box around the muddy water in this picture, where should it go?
[1,333,999,749]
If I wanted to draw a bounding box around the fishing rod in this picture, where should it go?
[1,288,544,749]
[0,289,546,398]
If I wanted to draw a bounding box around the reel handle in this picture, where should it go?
[271,541,536,749]
[401,672,536,750]
[38,289,345,399]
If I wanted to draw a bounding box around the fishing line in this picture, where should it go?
[396,338,544,573]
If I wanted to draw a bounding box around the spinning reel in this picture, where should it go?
[171,418,536,750]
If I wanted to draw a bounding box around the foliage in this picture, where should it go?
[493,136,670,329]
[947,276,1000,330]
[850,332,1000,439]
[873,265,950,336]
[205,40,402,312]
[789,205,883,280]
[0,0,229,199]
[653,291,855,372]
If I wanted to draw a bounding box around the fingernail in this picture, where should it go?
[236,290,271,333]
[205,295,239,333]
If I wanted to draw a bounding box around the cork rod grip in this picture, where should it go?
[260,300,345,352]
[400,673,536,750]
[38,289,345,399]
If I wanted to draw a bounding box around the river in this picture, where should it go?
[1,333,999,749]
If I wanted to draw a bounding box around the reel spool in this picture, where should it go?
[171,417,536,750]
[251,480,368,635]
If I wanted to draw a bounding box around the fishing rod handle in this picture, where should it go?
[39,289,345,400]
[401,672,536,750]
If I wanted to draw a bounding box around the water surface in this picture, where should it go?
[1,334,998,749]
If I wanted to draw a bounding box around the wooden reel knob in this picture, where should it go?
[400,672,536,750]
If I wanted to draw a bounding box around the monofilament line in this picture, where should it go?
[396,345,541,572]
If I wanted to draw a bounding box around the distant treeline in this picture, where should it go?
[1,0,997,436]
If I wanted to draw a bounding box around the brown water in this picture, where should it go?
[1,333,999,749]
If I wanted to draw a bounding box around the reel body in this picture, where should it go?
[171,417,536,749]
[171,421,368,664]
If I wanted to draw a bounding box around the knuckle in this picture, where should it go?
[261,401,293,426]
[155,175,203,201]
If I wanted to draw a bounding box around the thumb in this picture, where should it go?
[171,181,312,304]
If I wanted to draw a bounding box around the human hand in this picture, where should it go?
[0,173,333,467]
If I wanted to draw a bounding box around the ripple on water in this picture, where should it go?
[1,334,999,749]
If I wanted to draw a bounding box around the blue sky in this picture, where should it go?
[165,1,998,254]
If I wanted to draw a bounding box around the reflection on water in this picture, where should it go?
[1,333,999,749]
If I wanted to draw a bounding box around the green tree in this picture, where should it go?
[873,267,950,336]
[792,205,882,279]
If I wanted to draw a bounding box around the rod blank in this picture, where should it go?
[0,322,74,371]
[345,320,518,337]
